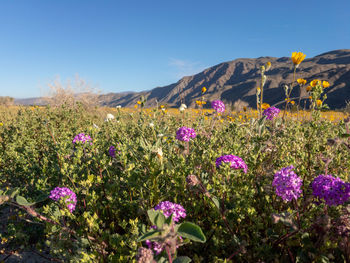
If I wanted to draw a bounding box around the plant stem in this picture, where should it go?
[165,246,173,263]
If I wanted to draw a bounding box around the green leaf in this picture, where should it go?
[9,188,20,198]
[340,133,350,138]
[165,213,173,225]
[137,230,161,242]
[16,195,35,206]
[147,209,166,229]
[173,256,192,263]
[147,209,158,225]
[177,222,206,243]
[211,196,220,210]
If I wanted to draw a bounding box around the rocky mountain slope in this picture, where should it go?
[99,49,350,109]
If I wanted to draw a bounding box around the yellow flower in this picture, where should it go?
[316,100,322,107]
[308,96,312,100]
[290,101,295,105]
[310,79,320,87]
[134,105,138,109]
[201,87,207,93]
[297,78,307,85]
[160,105,165,108]
[291,52,306,66]
[137,101,141,105]
[261,103,270,110]
[322,81,330,88]
[306,86,312,92]
[196,100,206,106]
[0,122,3,126]
[266,61,271,70]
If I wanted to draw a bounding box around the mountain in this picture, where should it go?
[99,49,350,109]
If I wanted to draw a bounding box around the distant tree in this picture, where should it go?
[43,75,100,109]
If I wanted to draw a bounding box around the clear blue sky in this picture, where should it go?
[0,0,349,98]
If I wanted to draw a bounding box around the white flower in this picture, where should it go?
[116,105,122,109]
[149,122,154,128]
[155,147,163,159]
[179,104,187,112]
[105,113,115,122]
[157,133,164,137]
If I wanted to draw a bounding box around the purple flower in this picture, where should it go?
[176,127,196,142]
[263,106,280,120]
[272,166,302,202]
[215,155,248,173]
[146,201,186,254]
[154,201,186,223]
[145,240,163,255]
[109,145,116,158]
[312,174,350,206]
[211,100,225,113]
[72,133,92,144]
[49,187,77,212]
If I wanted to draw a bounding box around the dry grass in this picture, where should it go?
[42,75,100,110]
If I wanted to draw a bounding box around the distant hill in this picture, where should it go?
[14,97,47,106]
[98,49,350,109]
[14,50,350,109]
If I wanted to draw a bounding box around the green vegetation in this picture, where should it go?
[0,103,349,262]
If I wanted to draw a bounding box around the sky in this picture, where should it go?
[0,0,349,98]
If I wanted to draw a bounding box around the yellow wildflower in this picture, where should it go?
[266,61,271,70]
[137,101,141,105]
[291,52,306,66]
[310,79,320,87]
[308,96,312,100]
[196,100,206,106]
[261,103,270,110]
[306,86,312,92]
[297,78,307,85]
[322,81,330,88]
[290,101,295,105]
[201,87,207,93]
[134,105,138,109]
[0,122,3,126]
[316,100,322,107]
[160,105,165,108]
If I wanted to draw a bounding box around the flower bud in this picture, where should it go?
[186,174,199,187]
[136,247,154,263]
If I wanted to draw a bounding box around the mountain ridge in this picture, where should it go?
[15,49,350,109]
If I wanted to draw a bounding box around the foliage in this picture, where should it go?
[0,53,350,262]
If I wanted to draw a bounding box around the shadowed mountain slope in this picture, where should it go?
[99,49,350,109]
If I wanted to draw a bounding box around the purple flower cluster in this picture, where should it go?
[49,187,77,212]
[311,174,350,206]
[109,145,116,158]
[272,166,302,202]
[176,127,196,142]
[145,240,163,255]
[215,155,248,173]
[211,100,225,113]
[146,201,186,254]
[263,106,280,120]
[154,201,187,222]
[72,133,92,144]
